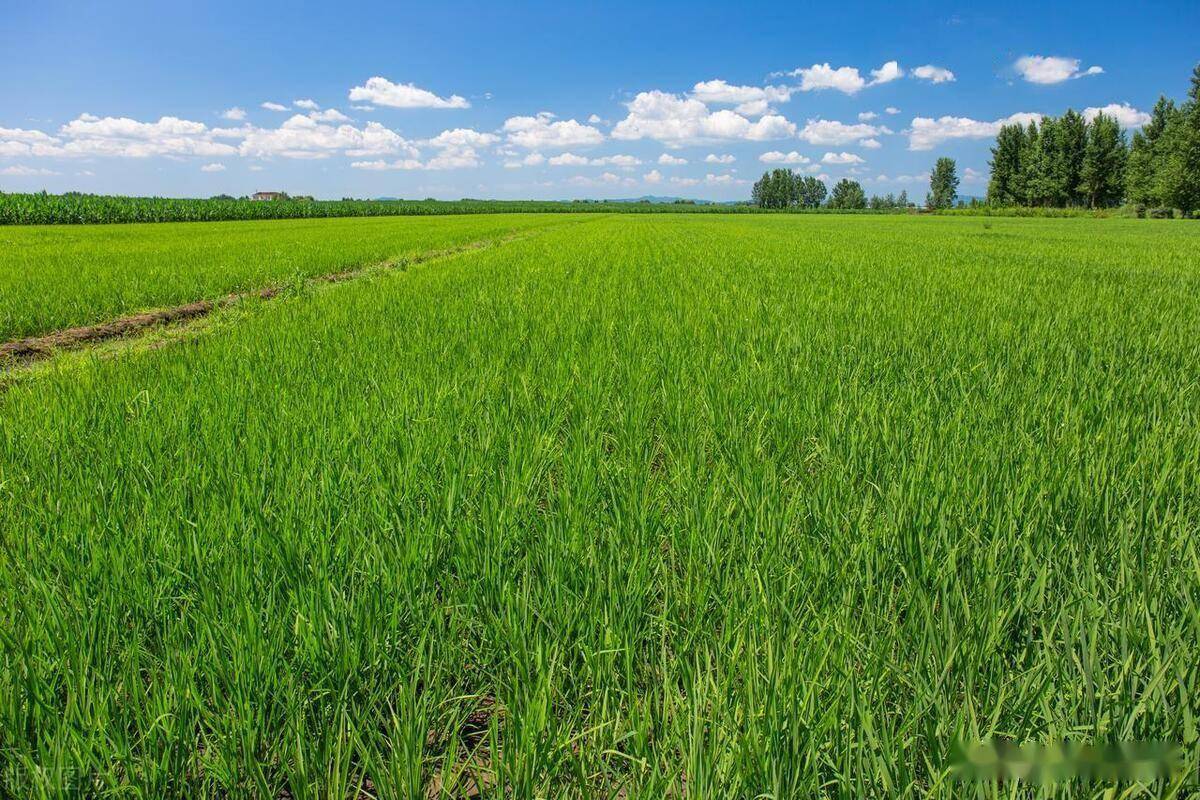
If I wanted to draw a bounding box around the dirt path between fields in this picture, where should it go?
[0,224,568,367]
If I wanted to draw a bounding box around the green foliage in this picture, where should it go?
[0,214,567,341]
[983,62,1200,214]
[1079,113,1127,208]
[0,193,771,226]
[827,178,866,209]
[926,157,959,209]
[2,215,1199,796]
[751,169,827,209]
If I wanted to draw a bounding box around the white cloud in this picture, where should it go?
[612,90,795,145]
[504,112,605,149]
[350,159,424,171]
[502,152,546,169]
[1,165,60,176]
[885,107,901,115]
[426,128,499,149]
[658,153,687,165]
[670,176,700,187]
[962,167,984,182]
[759,150,810,165]
[221,107,247,121]
[912,65,956,84]
[592,154,641,168]
[1083,103,1151,129]
[546,152,639,168]
[239,115,417,159]
[785,61,904,94]
[548,152,590,166]
[351,105,375,112]
[870,61,904,85]
[1013,56,1103,85]
[643,168,663,184]
[704,153,735,164]
[261,102,288,112]
[44,114,240,158]
[348,77,470,109]
[587,113,604,124]
[798,119,882,146]
[791,63,866,94]
[0,126,63,157]
[907,112,1041,150]
[858,111,878,122]
[690,80,791,115]
[860,138,882,149]
[307,108,351,123]
[704,172,745,186]
[200,163,226,172]
[293,99,320,110]
[822,151,865,165]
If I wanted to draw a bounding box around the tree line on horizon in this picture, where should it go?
[988,64,1200,214]
[752,157,960,212]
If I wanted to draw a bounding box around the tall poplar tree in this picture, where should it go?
[1079,113,1127,207]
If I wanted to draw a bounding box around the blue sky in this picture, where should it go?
[2,0,1197,201]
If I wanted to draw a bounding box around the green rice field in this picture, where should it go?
[1,214,1198,797]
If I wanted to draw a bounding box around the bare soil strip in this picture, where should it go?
[0,228,549,367]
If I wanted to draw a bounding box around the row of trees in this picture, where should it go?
[752,163,958,211]
[751,170,829,208]
[988,64,1200,212]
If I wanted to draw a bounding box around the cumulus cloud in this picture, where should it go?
[912,65,956,83]
[962,167,984,182]
[658,153,687,165]
[908,112,1041,150]
[705,153,735,164]
[860,138,882,149]
[759,150,810,165]
[885,107,901,115]
[503,152,546,169]
[858,111,878,122]
[348,77,470,109]
[308,108,351,123]
[28,114,243,158]
[221,107,247,121]
[703,172,746,186]
[643,168,663,184]
[784,61,904,94]
[592,154,641,168]
[239,115,417,159]
[548,152,590,166]
[822,151,865,165]
[1083,103,1151,128]
[1014,56,1103,85]
[504,112,605,149]
[261,102,288,112]
[350,159,424,171]
[798,119,883,146]
[293,99,320,110]
[200,163,226,172]
[612,90,795,145]
[870,61,904,85]
[547,152,640,168]
[690,79,792,115]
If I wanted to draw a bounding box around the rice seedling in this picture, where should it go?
[1,214,1197,798]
